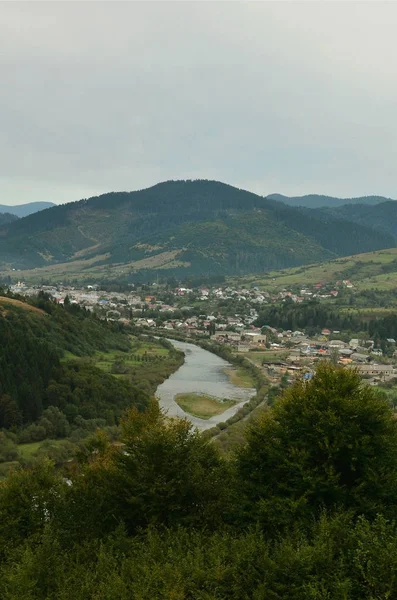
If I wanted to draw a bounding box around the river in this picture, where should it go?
[156,339,256,431]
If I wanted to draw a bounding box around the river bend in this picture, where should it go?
[156,339,256,431]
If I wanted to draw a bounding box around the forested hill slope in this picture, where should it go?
[317,201,397,238]
[0,180,393,279]
[0,213,18,226]
[268,193,392,208]
[0,293,149,430]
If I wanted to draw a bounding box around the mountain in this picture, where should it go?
[268,193,392,209]
[0,201,55,218]
[0,180,393,281]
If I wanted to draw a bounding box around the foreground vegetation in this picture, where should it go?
[2,365,397,597]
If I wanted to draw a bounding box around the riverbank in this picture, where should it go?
[224,367,255,388]
[156,339,256,431]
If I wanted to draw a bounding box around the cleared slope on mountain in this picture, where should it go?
[269,193,392,208]
[237,247,397,291]
[0,180,393,279]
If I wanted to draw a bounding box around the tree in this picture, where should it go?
[0,394,22,428]
[0,459,64,560]
[237,363,397,530]
[115,402,230,532]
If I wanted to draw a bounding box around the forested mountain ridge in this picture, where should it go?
[0,201,55,217]
[269,192,393,208]
[317,201,397,238]
[0,180,393,280]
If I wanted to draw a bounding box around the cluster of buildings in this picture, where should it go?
[260,329,396,385]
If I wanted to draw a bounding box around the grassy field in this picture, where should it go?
[245,350,289,365]
[225,367,255,388]
[0,251,188,284]
[0,296,45,315]
[93,339,170,374]
[17,439,65,459]
[174,393,236,419]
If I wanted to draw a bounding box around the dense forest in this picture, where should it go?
[2,365,397,597]
[319,200,397,238]
[268,192,391,208]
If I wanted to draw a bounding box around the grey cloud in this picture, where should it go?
[1,2,397,204]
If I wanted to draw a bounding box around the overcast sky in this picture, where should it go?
[1,1,397,205]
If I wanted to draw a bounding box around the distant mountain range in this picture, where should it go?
[0,201,55,218]
[0,180,394,281]
[268,193,394,209]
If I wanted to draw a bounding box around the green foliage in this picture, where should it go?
[256,299,363,335]
[0,432,19,463]
[237,363,397,530]
[115,403,230,532]
[3,365,397,595]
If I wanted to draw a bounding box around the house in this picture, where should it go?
[328,340,346,349]
[350,352,369,363]
[211,332,241,343]
[349,339,360,349]
[321,328,331,336]
[357,364,394,378]
[244,332,267,346]
[371,349,383,356]
[339,348,353,357]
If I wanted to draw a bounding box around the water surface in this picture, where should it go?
[156,339,256,430]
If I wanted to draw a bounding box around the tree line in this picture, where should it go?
[256,299,397,341]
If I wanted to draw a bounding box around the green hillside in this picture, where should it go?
[238,247,397,291]
[0,293,182,445]
[0,180,393,282]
